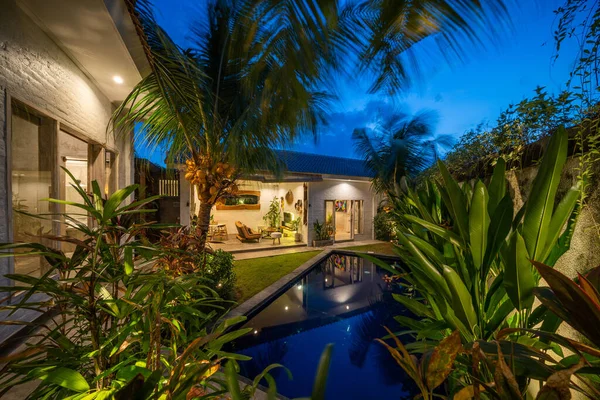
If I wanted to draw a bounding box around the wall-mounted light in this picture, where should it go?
[113,75,124,84]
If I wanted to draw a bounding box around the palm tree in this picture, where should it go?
[115,0,337,248]
[352,110,453,194]
[115,0,509,249]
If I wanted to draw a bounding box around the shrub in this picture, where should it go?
[0,171,251,399]
[374,210,396,241]
[203,250,236,300]
[156,227,236,299]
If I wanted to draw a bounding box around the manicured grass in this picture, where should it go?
[339,241,397,256]
[233,250,322,303]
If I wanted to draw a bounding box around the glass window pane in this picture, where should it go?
[11,108,55,277]
[58,132,89,253]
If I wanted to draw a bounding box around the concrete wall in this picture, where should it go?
[307,179,375,244]
[507,156,600,277]
[0,0,134,284]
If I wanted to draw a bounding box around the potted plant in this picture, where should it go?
[262,197,281,229]
[312,219,334,247]
[290,218,303,242]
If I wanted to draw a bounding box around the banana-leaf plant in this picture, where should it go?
[0,169,270,399]
[358,126,580,394]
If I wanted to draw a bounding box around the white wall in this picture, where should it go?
[0,0,134,283]
[307,179,375,244]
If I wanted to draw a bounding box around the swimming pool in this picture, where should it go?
[230,251,416,399]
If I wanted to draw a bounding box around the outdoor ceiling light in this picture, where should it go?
[113,75,124,84]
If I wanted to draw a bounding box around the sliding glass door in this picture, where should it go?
[11,106,56,277]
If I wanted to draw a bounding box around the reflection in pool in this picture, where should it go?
[231,252,416,399]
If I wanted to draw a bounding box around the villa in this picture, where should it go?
[179,150,379,248]
[0,0,143,286]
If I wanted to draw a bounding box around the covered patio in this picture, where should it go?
[209,234,307,254]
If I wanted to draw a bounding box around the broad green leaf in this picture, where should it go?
[469,180,490,270]
[541,186,580,263]
[522,126,568,261]
[544,201,580,266]
[404,234,445,265]
[482,194,513,273]
[103,185,139,221]
[404,215,463,248]
[392,294,434,318]
[124,247,134,276]
[488,158,506,217]
[311,344,334,400]
[442,265,477,333]
[502,232,535,311]
[436,160,469,242]
[35,367,90,392]
[397,233,451,300]
[225,361,243,400]
[486,298,515,336]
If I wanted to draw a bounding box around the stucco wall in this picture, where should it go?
[0,0,133,284]
[307,179,375,244]
[506,156,600,277]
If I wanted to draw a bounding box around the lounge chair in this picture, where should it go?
[235,221,262,243]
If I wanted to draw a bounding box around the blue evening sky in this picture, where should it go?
[137,0,579,165]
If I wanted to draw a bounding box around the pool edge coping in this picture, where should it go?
[225,248,399,321]
[225,249,333,320]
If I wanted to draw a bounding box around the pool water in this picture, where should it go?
[231,252,416,399]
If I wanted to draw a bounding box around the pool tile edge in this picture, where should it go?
[226,250,333,319]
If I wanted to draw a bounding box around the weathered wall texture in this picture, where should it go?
[507,156,600,277]
[308,179,375,244]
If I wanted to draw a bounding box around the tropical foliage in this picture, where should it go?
[361,126,590,397]
[353,110,454,194]
[114,0,336,248]
[436,87,577,179]
[0,172,253,398]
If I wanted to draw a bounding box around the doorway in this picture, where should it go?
[324,199,359,242]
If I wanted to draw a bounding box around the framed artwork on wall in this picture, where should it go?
[335,200,347,213]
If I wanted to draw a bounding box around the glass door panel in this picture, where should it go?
[11,107,55,277]
[325,200,335,240]
[334,200,352,241]
[353,200,364,235]
[58,132,89,253]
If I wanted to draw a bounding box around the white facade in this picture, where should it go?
[180,175,376,246]
[0,0,143,284]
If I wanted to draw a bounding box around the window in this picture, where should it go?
[11,104,56,277]
[216,191,260,210]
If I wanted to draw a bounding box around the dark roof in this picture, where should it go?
[276,150,374,178]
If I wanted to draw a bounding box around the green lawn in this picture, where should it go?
[234,250,321,303]
[339,241,397,256]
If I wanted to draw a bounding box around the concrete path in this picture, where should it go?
[232,239,385,260]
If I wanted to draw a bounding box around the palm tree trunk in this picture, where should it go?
[196,201,213,250]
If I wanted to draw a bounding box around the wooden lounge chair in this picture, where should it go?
[235,221,262,243]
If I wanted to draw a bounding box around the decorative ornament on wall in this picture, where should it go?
[285,190,294,205]
[295,199,302,213]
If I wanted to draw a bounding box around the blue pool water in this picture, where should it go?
[231,252,416,399]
